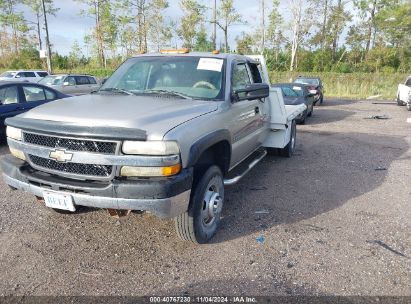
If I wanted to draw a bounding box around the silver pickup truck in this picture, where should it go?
[1,52,305,243]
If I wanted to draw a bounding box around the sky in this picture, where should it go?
[20,0,294,56]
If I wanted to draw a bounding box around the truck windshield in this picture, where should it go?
[294,78,319,86]
[100,56,225,100]
[38,75,65,85]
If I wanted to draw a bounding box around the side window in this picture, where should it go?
[65,76,76,86]
[232,63,251,92]
[248,63,263,83]
[22,72,36,78]
[0,86,18,105]
[44,88,56,100]
[22,86,46,102]
[75,76,90,85]
[406,78,411,87]
[37,72,48,77]
[88,77,97,84]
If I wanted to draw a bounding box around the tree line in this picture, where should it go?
[0,0,410,74]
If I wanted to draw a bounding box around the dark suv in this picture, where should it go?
[294,76,324,105]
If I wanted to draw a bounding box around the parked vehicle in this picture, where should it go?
[0,82,69,135]
[38,74,101,95]
[271,83,315,124]
[396,76,411,111]
[0,70,48,83]
[1,52,306,244]
[294,76,324,105]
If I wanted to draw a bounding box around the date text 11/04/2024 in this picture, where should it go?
[149,297,257,303]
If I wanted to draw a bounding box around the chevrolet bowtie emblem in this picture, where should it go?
[49,149,73,163]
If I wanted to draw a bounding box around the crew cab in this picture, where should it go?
[1,52,305,244]
[396,76,411,111]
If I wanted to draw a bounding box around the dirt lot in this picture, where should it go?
[0,99,410,297]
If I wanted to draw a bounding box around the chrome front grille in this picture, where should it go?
[29,155,113,178]
[23,133,117,154]
[23,132,118,180]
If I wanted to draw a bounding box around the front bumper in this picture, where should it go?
[1,155,193,218]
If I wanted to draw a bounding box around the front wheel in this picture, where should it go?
[279,120,297,158]
[175,165,224,243]
[407,102,411,111]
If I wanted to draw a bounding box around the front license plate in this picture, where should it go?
[43,191,75,212]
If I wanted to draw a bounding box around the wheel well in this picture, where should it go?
[193,141,231,178]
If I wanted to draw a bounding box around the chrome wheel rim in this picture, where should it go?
[201,176,224,227]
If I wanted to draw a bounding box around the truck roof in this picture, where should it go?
[134,52,258,63]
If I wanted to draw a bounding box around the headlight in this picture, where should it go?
[9,148,26,160]
[6,126,22,141]
[122,141,179,155]
[120,164,181,177]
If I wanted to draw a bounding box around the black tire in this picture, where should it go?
[397,96,404,106]
[175,165,224,244]
[407,102,411,111]
[307,103,313,117]
[279,120,296,158]
[297,110,306,124]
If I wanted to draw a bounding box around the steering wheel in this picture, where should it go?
[192,81,216,90]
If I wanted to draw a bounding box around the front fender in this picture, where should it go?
[186,129,232,168]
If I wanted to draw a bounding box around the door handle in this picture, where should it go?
[255,106,260,114]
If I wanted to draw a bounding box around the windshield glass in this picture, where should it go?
[38,75,65,85]
[275,85,304,97]
[0,72,16,78]
[101,56,225,100]
[294,78,319,85]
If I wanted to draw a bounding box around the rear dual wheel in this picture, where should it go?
[279,120,297,158]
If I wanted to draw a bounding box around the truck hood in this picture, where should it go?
[18,94,218,140]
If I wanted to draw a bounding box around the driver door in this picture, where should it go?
[229,61,265,167]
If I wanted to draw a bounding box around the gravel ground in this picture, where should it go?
[0,99,410,297]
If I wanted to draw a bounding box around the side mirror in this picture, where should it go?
[15,75,21,78]
[63,81,70,86]
[101,78,108,85]
[233,83,270,102]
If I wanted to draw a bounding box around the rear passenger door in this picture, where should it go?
[75,76,92,95]
[88,76,100,92]
[21,85,57,110]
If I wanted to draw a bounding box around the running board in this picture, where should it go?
[224,149,267,186]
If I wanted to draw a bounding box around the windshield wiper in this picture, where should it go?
[99,87,135,95]
[143,89,192,100]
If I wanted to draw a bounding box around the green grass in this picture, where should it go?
[270,71,407,100]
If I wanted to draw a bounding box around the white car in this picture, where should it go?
[396,76,411,111]
[0,70,48,83]
[38,74,101,95]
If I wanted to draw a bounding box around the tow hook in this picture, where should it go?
[107,209,131,218]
